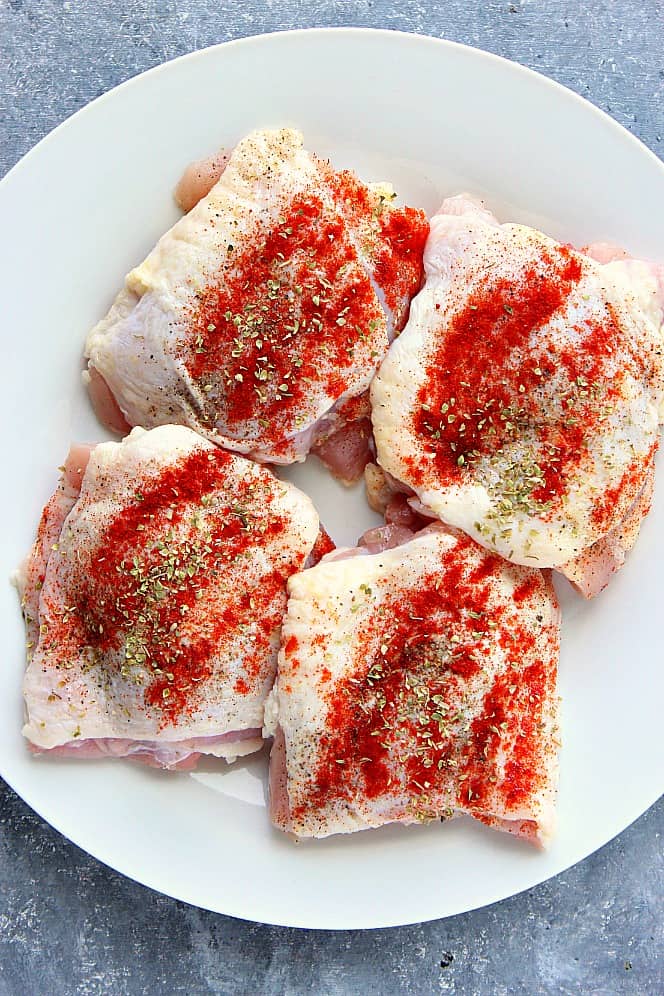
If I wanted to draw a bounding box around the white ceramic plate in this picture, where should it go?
[1,29,662,929]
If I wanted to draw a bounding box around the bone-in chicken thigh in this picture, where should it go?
[371,196,664,594]
[265,525,561,844]
[85,129,428,467]
[17,425,320,769]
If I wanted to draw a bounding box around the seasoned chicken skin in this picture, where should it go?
[265,526,561,845]
[17,425,320,768]
[372,196,664,587]
[85,128,427,466]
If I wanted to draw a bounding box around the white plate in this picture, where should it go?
[1,29,662,930]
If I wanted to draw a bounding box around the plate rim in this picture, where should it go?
[1,26,663,929]
[2,27,663,197]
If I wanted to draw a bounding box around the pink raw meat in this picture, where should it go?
[174,149,231,213]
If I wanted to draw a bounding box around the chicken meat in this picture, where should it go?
[85,128,428,473]
[17,425,320,769]
[372,195,664,595]
[265,525,560,844]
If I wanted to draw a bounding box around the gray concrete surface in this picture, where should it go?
[1,2,662,993]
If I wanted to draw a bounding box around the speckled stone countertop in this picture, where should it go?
[1,3,662,993]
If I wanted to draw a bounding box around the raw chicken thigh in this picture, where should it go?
[85,128,428,469]
[17,425,320,769]
[265,525,560,844]
[372,195,664,596]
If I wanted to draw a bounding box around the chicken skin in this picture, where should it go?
[85,129,428,471]
[372,195,663,595]
[266,525,560,845]
[17,425,320,769]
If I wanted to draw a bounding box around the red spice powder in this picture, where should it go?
[60,448,302,726]
[407,244,628,511]
[512,575,541,605]
[331,389,371,423]
[460,658,551,811]
[295,540,531,813]
[374,206,429,327]
[184,191,385,446]
[305,527,336,567]
[590,441,658,534]
[289,539,556,826]
[321,165,429,331]
[299,568,490,808]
